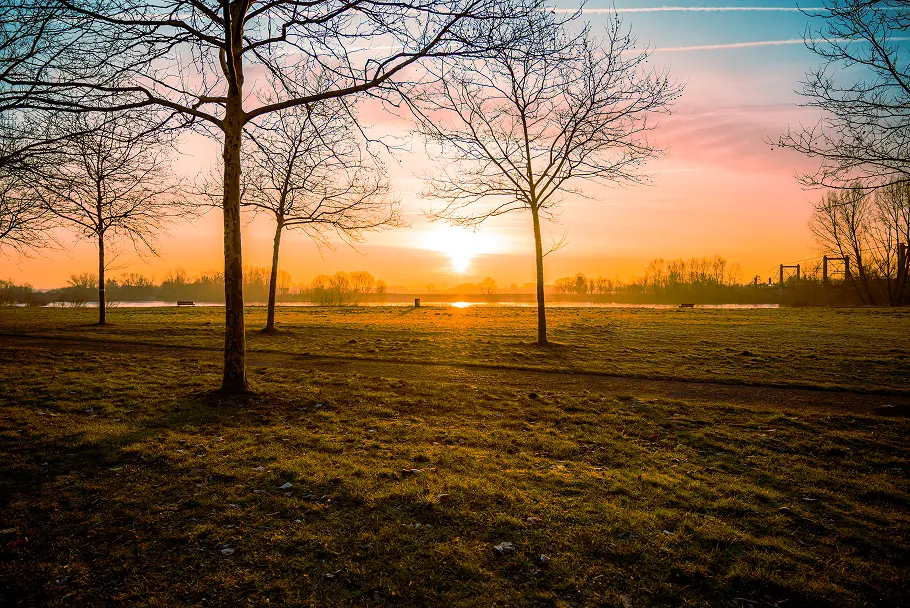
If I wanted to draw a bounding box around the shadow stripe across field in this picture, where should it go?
[1,332,908,415]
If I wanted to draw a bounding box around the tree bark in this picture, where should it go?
[97,233,106,325]
[852,248,877,306]
[220,1,249,393]
[265,217,283,332]
[221,100,248,392]
[898,243,908,306]
[531,206,547,345]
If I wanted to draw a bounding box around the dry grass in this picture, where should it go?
[2,305,909,391]
[0,306,908,607]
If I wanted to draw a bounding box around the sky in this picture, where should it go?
[1,1,833,290]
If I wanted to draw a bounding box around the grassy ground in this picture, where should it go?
[2,305,909,391]
[0,306,908,607]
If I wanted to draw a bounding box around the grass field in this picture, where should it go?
[3,305,909,391]
[0,306,908,607]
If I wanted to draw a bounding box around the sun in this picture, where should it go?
[450,249,471,273]
[423,225,499,274]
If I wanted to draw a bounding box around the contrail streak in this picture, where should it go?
[653,38,806,51]
[649,36,910,52]
[550,6,825,13]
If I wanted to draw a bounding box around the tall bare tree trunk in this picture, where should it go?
[852,247,877,306]
[265,218,283,332]
[531,206,547,345]
[219,1,250,392]
[221,97,248,392]
[898,242,909,306]
[98,234,106,325]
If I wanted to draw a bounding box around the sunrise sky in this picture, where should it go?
[1,1,830,290]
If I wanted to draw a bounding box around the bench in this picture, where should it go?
[177,301,195,306]
[678,303,695,308]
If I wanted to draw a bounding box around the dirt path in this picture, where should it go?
[2,332,908,414]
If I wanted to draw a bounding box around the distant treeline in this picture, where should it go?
[547,256,773,304]
[2,253,906,306]
[547,255,904,305]
[546,255,906,306]
[0,268,389,306]
[452,255,904,305]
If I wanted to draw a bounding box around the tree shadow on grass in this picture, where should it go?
[256,327,295,337]
[2,382,909,607]
[0,402,548,606]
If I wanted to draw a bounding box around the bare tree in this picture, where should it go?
[777,1,910,189]
[0,147,53,252]
[0,3,62,113]
[479,276,497,295]
[350,271,376,297]
[809,182,910,305]
[0,112,60,253]
[0,4,110,170]
[307,271,373,306]
[1,7,111,254]
[874,181,910,302]
[25,112,183,324]
[0,173,52,252]
[2,0,544,392]
[416,12,680,344]
[242,101,400,332]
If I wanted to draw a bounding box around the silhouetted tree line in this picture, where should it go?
[5,248,902,307]
[809,182,910,306]
[0,279,41,306]
[0,269,388,306]
[306,271,387,306]
[548,253,904,305]
[548,257,750,303]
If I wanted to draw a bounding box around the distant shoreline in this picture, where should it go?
[31,300,782,309]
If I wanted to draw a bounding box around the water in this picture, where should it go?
[41,300,780,309]
[439,302,780,309]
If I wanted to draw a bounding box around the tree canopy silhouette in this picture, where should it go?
[240,98,400,332]
[22,112,184,324]
[777,0,910,189]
